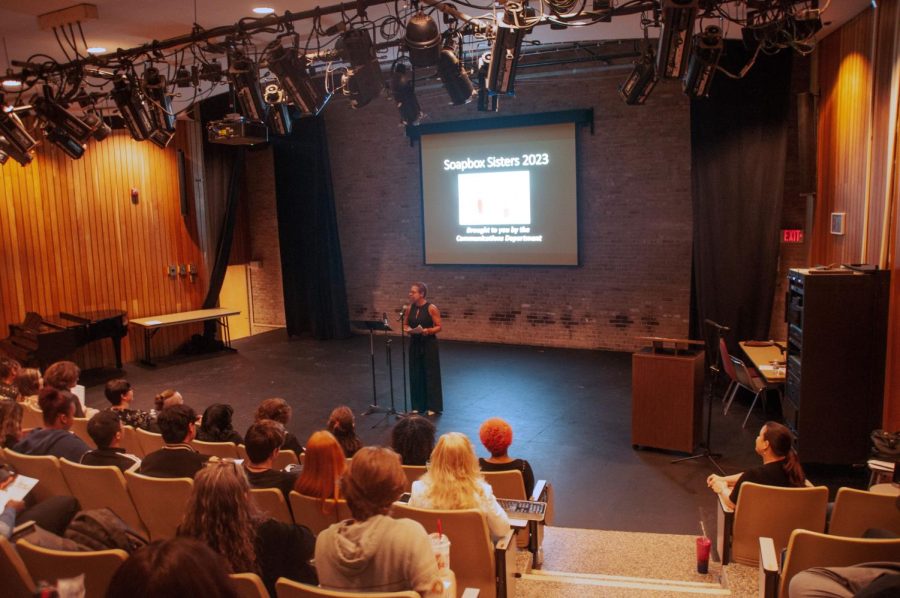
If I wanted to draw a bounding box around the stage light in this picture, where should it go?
[31,92,94,144]
[336,29,383,109]
[81,111,111,141]
[0,140,9,165]
[619,45,658,105]
[484,2,536,96]
[263,83,292,136]
[476,54,498,112]
[389,63,422,125]
[199,61,224,83]
[142,66,176,148]
[266,45,322,115]
[110,75,155,141]
[436,41,474,105]
[0,108,37,165]
[44,125,86,159]
[404,11,441,68]
[683,25,723,99]
[228,51,267,122]
[656,0,698,79]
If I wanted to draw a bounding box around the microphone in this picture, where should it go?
[397,305,407,322]
[704,319,730,332]
[382,312,389,327]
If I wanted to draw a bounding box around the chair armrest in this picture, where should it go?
[494,529,517,598]
[758,537,779,598]
[531,480,548,502]
[716,493,734,565]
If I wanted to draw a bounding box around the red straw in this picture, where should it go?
[437,518,443,540]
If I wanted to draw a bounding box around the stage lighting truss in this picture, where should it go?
[228,50,267,122]
[336,29,384,109]
[683,25,724,99]
[0,107,37,166]
[265,44,322,116]
[484,1,537,96]
[389,62,423,126]
[618,42,658,105]
[656,0,698,79]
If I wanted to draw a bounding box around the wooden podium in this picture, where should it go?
[631,337,705,453]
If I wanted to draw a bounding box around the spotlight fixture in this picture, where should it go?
[110,74,155,141]
[264,83,292,136]
[175,65,199,88]
[619,44,658,105]
[81,111,111,141]
[266,45,322,115]
[436,38,475,105]
[404,11,441,68]
[336,29,383,109]
[476,54,498,112]
[0,108,38,165]
[142,66,176,148]
[683,25,723,98]
[0,140,9,165]
[485,2,536,96]
[389,62,422,126]
[43,125,86,159]
[656,0,698,79]
[228,51,267,121]
[199,61,224,83]
[31,91,94,144]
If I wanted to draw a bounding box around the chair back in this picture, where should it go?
[2,448,71,502]
[732,482,828,566]
[135,428,165,455]
[230,572,269,598]
[288,492,351,536]
[251,487,293,523]
[778,529,900,598]
[719,339,737,381]
[124,470,193,541]
[59,459,148,538]
[829,487,900,538]
[120,425,144,458]
[400,465,426,491]
[16,537,128,598]
[482,470,528,500]
[274,449,300,470]
[21,403,43,430]
[275,578,419,598]
[70,417,96,449]
[0,536,35,598]
[191,439,241,459]
[391,503,496,598]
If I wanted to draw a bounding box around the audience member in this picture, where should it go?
[790,564,900,598]
[177,461,316,595]
[410,432,511,541]
[255,397,304,454]
[327,405,362,458]
[243,420,299,501]
[104,379,156,431]
[316,446,445,596]
[707,421,807,509]
[153,388,183,413]
[14,367,42,407]
[43,361,85,417]
[294,431,346,510]
[106,537,239,598]
[80,410,142,472]
[138,405,209,478]
[0,357,21,401]
[196,403,243,444]
[1,464,79,537]
[391,414,435,466]
[12,387,89,462]
[0,400,23,448]
[478,417,536,496]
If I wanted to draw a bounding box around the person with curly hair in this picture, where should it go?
[478,417,535,496]
[196,403,243,444]
[177,460,316,595]
[255,397,305,454]
[390,414,435,466]
[327,405,362,458]
[409,432,510,541]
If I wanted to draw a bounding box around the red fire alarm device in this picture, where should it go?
[782,229,804,243]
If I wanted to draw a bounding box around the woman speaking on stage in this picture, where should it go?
[404,282,443,416]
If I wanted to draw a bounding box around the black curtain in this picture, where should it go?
[690,42,793,350]
[272,116,351,340]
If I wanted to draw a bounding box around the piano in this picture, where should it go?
[0,310,128,370]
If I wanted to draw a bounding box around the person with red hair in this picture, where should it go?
[478,417,535,497]
[294,430,347,512]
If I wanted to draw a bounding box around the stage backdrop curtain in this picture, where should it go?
[272,116,351,340]
[690,42,793,349]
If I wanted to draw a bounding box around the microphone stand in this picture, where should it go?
[399,306,409,413]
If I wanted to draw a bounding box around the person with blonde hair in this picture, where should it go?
[153,389,183,412]
[178,461,316,596]
[327,405,362,458]
[409,432,510,540]
[316,446,445,596]
[294,430,347,505]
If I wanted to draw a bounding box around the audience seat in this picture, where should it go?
[2,448,71,502]
[828,487,900,538]
[758,529,900,598]
[0,536,35,598]
[400,465,426,491]
[251,487,294,524]
[237,445,300,470]
[392,503,516,598]
[230,572,270,598]
[191,439,241,459]
[20,403,43,431]
[275,578,418,598]
[59,459,149,539]
[134,428,165,455]
[70,417,97,449]
[289,492,351,536]
[124,471,193,540]
[120,425,144,458]
[16,537,128,598]
[717,481,828,566]
[482,469,552,564]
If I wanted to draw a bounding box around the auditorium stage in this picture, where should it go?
[78,329,861,536]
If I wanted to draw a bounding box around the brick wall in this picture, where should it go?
[322,66,694,351]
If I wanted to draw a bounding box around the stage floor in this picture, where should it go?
[80,329,863,536]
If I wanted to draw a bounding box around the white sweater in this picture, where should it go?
[409,478,511,541]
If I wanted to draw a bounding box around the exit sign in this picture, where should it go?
[782,229,804,243]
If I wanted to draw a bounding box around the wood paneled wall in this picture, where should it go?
[0,122,207,369]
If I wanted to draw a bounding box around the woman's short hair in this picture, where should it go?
[153,389,182,412]
[0,400,23,448]
[342,446,406,521]
[44,361,79,390]
[412,282,428,297]
[391,414,436,465]
[13,368,42,397]
[107,537,239,598]
[294,430,346,500]
[38,387,76,426]
[244,420,286,464]
[255,398,292,425]
[104,379,132,406]
[479,417,513,457]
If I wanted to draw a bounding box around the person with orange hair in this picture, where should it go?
[478,417,535,497]
[294,430,347,507]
